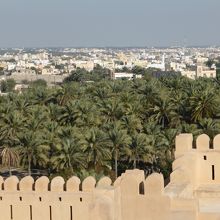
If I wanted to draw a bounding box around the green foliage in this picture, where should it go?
[1,75,220,180]
[216,69,220,81]
[0,79,16,93]
[30,67,42,75]
[64,68,90,83]
[30,79,47,88]
[0,67,4,76]
[64,65,110,83]
[205,59,215,68]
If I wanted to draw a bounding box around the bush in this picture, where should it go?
[0,79,16,93]
[30,79,47,88]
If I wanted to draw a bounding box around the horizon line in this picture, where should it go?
[0,45,220,49]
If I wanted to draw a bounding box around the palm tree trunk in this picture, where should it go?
[9,165,12,176]
[171,148,175,160]
[115,149,118,179]
[68,156,74,175]
[92,144,97,168]
[133,158,137,169]
[70,166,74,175]
[28,156,31,176]
[9,154,12,176]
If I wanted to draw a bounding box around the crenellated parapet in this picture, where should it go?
[0,170,172,220]
[0,169,167,195]
[112,170,171,220]
[114,169,166,197]
[169,133,220,198]
[0,175,114,193]
[175,134,220,158]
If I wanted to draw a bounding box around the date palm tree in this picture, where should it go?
[150,93,179,128]
[107,122,131,178]
[125,133,153,169]
[189,87,219,122]
[121,114,142,135]
[0,139,19,176]
[99,99,123,123]
[59,100,80,126]
[18,131,48,175]
[160,128,180,161]
[93,86,112,100]
[75,100,101,128]
[83,128,111,170]
[0,110,25,140]
[198,118,220,138]
[13,95,32,116]
[51,138,85,176]
[55,83,78,106]
[31,87,56,106]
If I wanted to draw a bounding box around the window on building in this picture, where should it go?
[49,206,52,220]
[30,205,32,220]
[70,206,73,220]
[212,165,215,180]
[10,205,13,220]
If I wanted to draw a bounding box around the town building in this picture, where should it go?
[147,54,165,71]
[1,47,220,83]
[181,65,216,79]
[196,65,216,78]
[111,72,142,80]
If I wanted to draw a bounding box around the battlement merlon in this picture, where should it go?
[175,133,193,158]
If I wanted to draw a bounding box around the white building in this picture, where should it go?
[112,72,142,80]
[147,54,165,71]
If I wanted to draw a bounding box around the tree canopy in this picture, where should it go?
[0,74,220,180]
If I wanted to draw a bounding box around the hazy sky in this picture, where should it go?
[0,0,219,47]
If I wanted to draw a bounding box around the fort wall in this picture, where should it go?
[0,133,220,219]
[0,170,171,220]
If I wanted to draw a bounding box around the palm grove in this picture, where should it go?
[0,68,220,180]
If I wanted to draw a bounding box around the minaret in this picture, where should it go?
[162,54,165,71]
